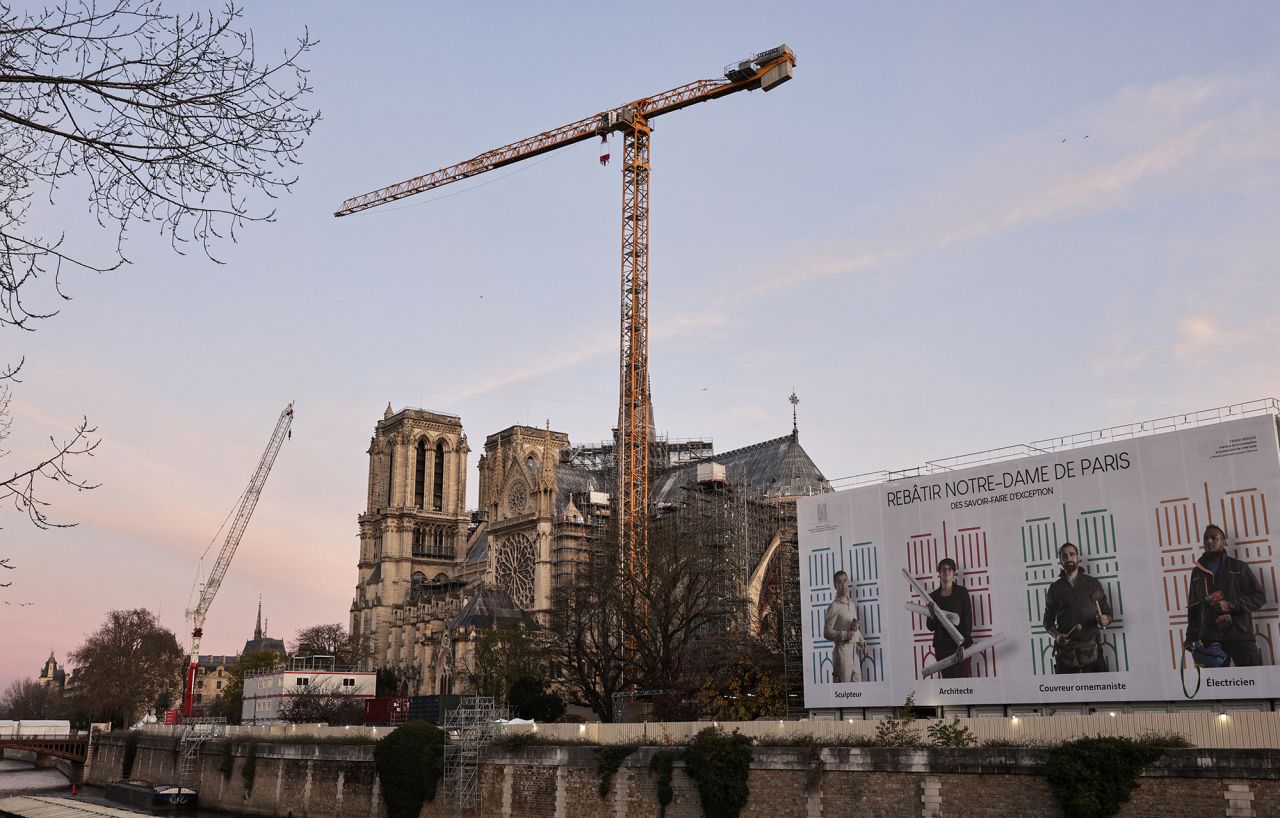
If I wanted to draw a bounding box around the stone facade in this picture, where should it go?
[350,404,828,697]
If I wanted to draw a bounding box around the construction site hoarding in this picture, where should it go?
[798,414,1280,709]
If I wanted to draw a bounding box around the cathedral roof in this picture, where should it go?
[554,462,607,516]
[448,586,536,630]
[464,526,489,567]
[650,431,831,505]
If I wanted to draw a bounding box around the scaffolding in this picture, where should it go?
[177,716,225,789]
[441,696,507,815]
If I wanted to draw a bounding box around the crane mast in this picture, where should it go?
[335,45,795,581]
[181,402,294,718]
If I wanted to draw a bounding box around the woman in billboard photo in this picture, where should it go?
[824,569,869,682]
[926,558,975,678]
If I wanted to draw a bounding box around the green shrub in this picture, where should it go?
[1136,731,1192,749]
[649,749,677,818]
[373,721,446,818]
[595,743,638,797]
[121,731,139,778]
[873,694,923,747]
[927,716,976,747]
[1046,736,1163,818]
[240,743,257,794]
[682,727,753,818]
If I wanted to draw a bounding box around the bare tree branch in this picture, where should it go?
[0,414,100,529]
[0,1,316,557]
[0,0,320,327]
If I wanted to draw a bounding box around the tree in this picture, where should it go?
[465,624,544,705]
[214,648,280,724]
[506,674,565,722]
[69,608,183,727]
[547,551,628,722]
[0,1,317,544]
[693,639,787,721]
[623,510,739,694]
[289,623,370,667]
[277,678,365,725]
[0,678,63,719]
[0,0,318,326]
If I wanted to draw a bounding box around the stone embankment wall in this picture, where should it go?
[87,735,1280,818]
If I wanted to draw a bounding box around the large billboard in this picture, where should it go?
[798,414,1280,709]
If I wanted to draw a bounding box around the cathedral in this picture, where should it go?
[349,403,830,696]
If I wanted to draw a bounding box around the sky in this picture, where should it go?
[4,1,1280,691]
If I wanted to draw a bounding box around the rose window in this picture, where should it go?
[496,533,536,610]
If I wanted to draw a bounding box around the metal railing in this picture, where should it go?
[831,399,1280,489]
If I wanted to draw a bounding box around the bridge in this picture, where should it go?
[0,734,89,762]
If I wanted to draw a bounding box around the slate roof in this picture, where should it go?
[464,526,489,567]
[650,431,830,505]
[448,586,537,630]
[554,462,607,515]
[241,637,287,659]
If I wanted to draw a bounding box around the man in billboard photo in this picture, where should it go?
[926,558,975,678]
[1043,542,1114,673]
[1184,524,1265,667]
[824,569,869,682]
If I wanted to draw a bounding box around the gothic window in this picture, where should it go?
[373,535,383,559]
[496,533,536,610]
[506,480,528,515]
[413,527,450,558]
[433,441,445,511]
[414,439,427,508]
[386,446,394,507]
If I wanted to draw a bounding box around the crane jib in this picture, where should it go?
[333,46,794,217]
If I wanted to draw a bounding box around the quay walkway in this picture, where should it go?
[0,795,142,817]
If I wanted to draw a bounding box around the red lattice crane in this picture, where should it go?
[335,45,796,580]
[181,403,294,718]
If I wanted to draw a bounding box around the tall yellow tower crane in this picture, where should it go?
[335,45,796,579]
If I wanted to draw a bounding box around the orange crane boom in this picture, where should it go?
[335,45,795,580]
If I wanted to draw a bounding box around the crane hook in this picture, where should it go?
[599,134,610,166]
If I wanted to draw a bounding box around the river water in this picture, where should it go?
[0,759,249,817]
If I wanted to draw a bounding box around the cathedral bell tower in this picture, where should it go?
[351,405,470,669]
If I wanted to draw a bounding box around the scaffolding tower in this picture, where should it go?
[177,716,225,789]
[442,696,507,815]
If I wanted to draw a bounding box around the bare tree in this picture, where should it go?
[0,0,317,549]
[289,622,371,667]
[0,677,64,718]
[1,0,320,325]
[277,678,364,726]
[623,511,739,695]
[547,551,628,722]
